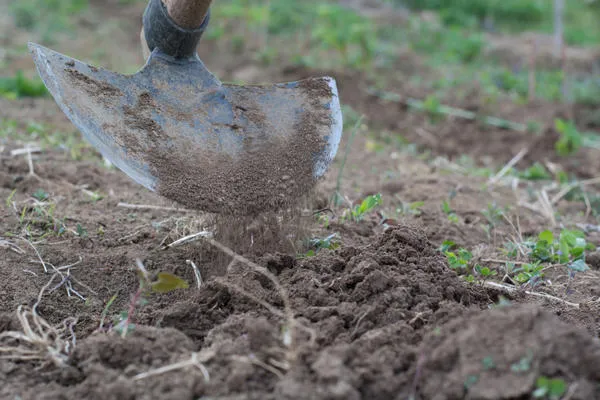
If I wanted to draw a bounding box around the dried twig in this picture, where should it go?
[0,274,77,367]
[133,351,213,381]
[117,202,195,213]
[488,148,528,186]
[484,281,579,308]
[167,231,213,248]
[186,259,203,289]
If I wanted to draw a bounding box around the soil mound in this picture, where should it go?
[419,305,600,400]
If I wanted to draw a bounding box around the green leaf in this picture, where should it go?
[439,240,456,252]
[442,200,452,214]
[151,272,189,293]
[32,188,49,201]
[548,378,567,397]
[568,259,590,272]
[539,230,554,244]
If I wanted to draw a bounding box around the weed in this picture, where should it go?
[442,200,459,223]
[10,0,88,43]
[554,119,583,157]
[513,262,544,285]
[518,163,551,181]
[0,71,48,99]
[511,351,534,373]
[300,233,340,258]
[32,189,49,202]
[76,224,88,238]
[482,202,505,228]
[342,194,383,222]
[396,199,425,216]
[114,265,189,337]
[533,376,567,399]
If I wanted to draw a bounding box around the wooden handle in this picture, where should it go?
[161,0,212,29]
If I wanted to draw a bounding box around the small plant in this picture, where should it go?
[513,262,544,284]
[502,228,592,285]
[481,202,504,228]
[442,200,459,223]
[342,194,383,222]
[114,266,189,337]
[301,233,340,258]
[529,230,591,269]
[396,199,425,216]
[518,163,551,181]
[0,71,48,99]
[32,189,50,202]
[532,376,567,399]
[422,95,443,123]
[554,119,583,157]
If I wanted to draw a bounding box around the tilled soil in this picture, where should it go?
[3,3,600,399]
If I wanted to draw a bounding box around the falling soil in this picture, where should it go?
[4,4,600,398]
[147,80,333,216]
[113,78,335,216]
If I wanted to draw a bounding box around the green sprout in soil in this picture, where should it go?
[15,192,68,240]
[443,245,497,282]
[532,376,567,399]
[114,263,189,337]
[518,163,552,181]
[396,198,425,216]
[341,193,383,222]
[300,233,340,258]
[442,200,459,223]
[554,118,583,157]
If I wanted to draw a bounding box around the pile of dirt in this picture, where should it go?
[419,305,600,399]
[0,225,480,399]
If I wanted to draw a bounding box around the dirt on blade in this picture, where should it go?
[150,82,331,216]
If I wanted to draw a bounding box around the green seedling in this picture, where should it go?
[32,189,50,202]
[528,229,590,268]
[6,189,17,207]
[16,200,67,239]
[482,202,505,228]
[518,163,551,181]
[513,262,544,284]
[115,268,189,337]
[76,223,88,238]
[533,376,567,399]
[422,95,443,123]
[343,194,383,222]
[301,233,341,258]
[511,351,534,373]
[554,119,583,157]
[396,199,425,216]
[442,200,459,223]
[502,228,592,284]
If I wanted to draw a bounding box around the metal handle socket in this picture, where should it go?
[143,0,211,59]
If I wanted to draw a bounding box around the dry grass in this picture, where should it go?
[0,274,77,367]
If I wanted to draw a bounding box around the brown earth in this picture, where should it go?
[2,1,600,399]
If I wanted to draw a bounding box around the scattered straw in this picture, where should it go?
[484,281,579,308]
[133,350,213,382]
[0,274,77,367]
[167,231,213,248]
[186,259,203,289]
[488,148,528,186]
[117,202,195,213]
